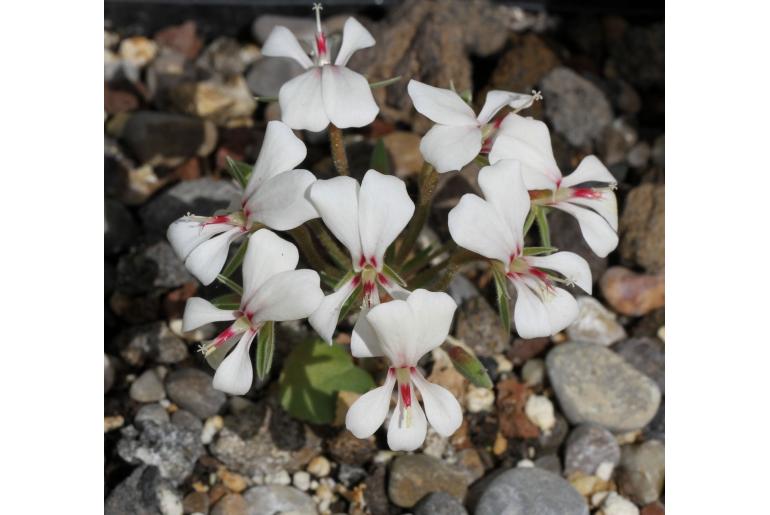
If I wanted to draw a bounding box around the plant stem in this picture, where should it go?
[395,163,439,265]
[328,124,349,176]
[309,220,350,270]
[535,206,551,248]
[288,225,341,278]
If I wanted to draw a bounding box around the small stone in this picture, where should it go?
[471,467,588,515]
[242,485,317,515]
[536,414,569,454]
[104,415,125,432]
[568,472,612,497]
[104,199,139,256]
[465,384,495,413]
[171,409,203,433]
[509,337,551,365]
[496,378,540,439]
[327,429,376,466]
[337,464,367,487]
[382,131,423,178]
[619,184,665,273]
[219,467,248,493]
[488,32,560,94]
[627,142,650,169]
[525,395,556,432]
[202,415,225,445]
[105,354,115,394]
[183,490,210,514]
[651,135,665,168]
[617,440,665,505]
[154,20,203,59]
[517,459,535,468]
[613,337,665,393]
[130,369,166,403]
[600,118,638,166]
[565,424,621,476]
[601,267,665,317]
[117,241,194,294]
[105,465,183,515]
[364,465,389,515]
[534,454,563,475]
[211,493,247,515]
[166,368,226,419]
[118,322,189,367]
[171,77,256,127]
[567,297,627,346]
[307,455,331,478]
[641,501,665,515]
[197,37,245,78]
[119,36,158,67]
[601,492,640,515]
[414,491,469,515]
[455,448,486,484]
[388,454,470,508]
[455,295,510,357]
[263,470,291,486]
[521,358,545,386]
[293,471,311,491]
[136,403,171,425]
[428,348,467,403]
[547,342,661,432]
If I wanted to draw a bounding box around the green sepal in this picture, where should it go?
[217,274,244,295]
[445,343,493,389]
[523,209,536,236]
[255,321,275,380]
[369,76,401,89]
[492,267,511,333]
[370,138,391,174]
[523,246,558,256]
[338,283,363,321]
[382,263,407,288]
[210,293,241,310]
[222,238,248,278]
[534,206,551,248]
[225,156,252,189]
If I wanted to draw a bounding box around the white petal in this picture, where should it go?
[246,169,319,230]
[309,176,362,265]
[410,370,462,437]
[448,194,516,264]
[182,297,237,332]
[345,371,395,438]
[278,68,329,132]
[419,124,482,174]
[212,330,257,395]
[205,334,240,370]
[309,277,357,343]
[407,80,477,126]
[379,277,411,301]
[246,269,324,323]
[366,299,418,367]
[387,387,427,451]
[489,114,561,186]
[335,17,375,66]
[167,217,229,260]
[242,229,299,300]
[321,65,379,129]
[527,252,592,294]
[351,306,385,358]
[566,189,618,230]
[560,155,617,188]
[542,287,580,334]
[246,120,307,199]
[185,227,244,285]
[358,170,415,267]
[554,203,619,258]
[476,90,535,125]
[405,289,457,364]
[511,280,578,337]
[477,159,530,248]
[261,26,312,69]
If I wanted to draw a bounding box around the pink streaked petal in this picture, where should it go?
[212,330,258,395]
[387,386,427,451]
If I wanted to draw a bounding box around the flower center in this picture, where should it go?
[393,367,416,428]
[312,3,330,65]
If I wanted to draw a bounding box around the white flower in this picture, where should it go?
[345,289,462,451]
[407,79,539,173]
[181,229,324,395]
[489,114,618,257]
[261,5,378,132]
[307,169,415,351]
[167,121,319,285]
[448,159,592,338]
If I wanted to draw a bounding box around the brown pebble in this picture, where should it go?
[218,466,248,493]
[641,501,665,515]
[211,493,246,515]
[182,491,210,514]
[600,266,664,316]
[208,483,228,506]
[496,379,540,439]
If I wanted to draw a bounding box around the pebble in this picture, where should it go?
[242,485,317,515]
[119,241,193,293]
[617,440,665,505]
[306,455,331,478]
[263,470,291,486]
[565,423,621,476]
[382,131,423,178]
[327,429,376,466]
[202,415,224,444]
[627,142,650,169]
[455,295,510,357]
[521,358,545,386]
[130,369,166,403]
[536,414,569,453]
[105,465,183,515]
[547,342,661,432]
[364,465,390,515]
[472,467,589,515]
[454,448,486,484]
[293,470,311,491]
[170,409,203,434]
[119,36,158,67]
[601,492,639,515]
[613,337,665,393]
[197,37,246,78]
[600,267,665,317]
[104,415,125,432]
[388,454,470,508]
[105,199,139,256]
[465,384,495,413]
[414,491,469,515]
[166,368,226,419]
[525,395,556,432]
[245,56,305,97]
[619,184,665,273]
[534,454,563,475]
[219,467,248,493]
[154,20,203,59]
[337,464,367,487]
[182,490,210,514]
[496,378,540,439]
[171,77,256,127]
[135,403,171,425]
[104,354,115,394]
[567,297,627,346]
[118,322,189,367]
[211,493,247,515]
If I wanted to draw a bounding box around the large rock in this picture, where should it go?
[617,440,665,504]
[105,466,183,515]
[414,491,468,515]
[116,241,193,294]
[546,342,661,432]
[388,454,469,508]
[487,32,560,95]
[619,184,664,273]
[242,485,317,515]
[564,423,621,476]
[471,467,588,515]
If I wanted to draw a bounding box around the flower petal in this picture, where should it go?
[448,194,517,264]
[246,169,319,230]
[335,17,375,66]
[309,176,362,265]
[511,280,578,338]
[477,159,530,248]
[167,217,229,260]
[489,114,561,187]
[345,371,395,437]
[410,369,462,437]
[553,203,619,258]
[309,277,357,343]
[560,155,617,188]
[419,124,482,174]
[246,269,324,323]
[351,306,385,358]
[407,80,477,126]
[366,299,418,367]
[185,227,244,285]
[278,68,329,132]
[205,334,240,370]
[358,170,415,267]
[182,297,237,332]
[387,386,427,451]
[527,252,592,294]
[321,65,379,129]
[404,289,457,364]
[261,26,313,69]
[476,90,535,125]
[246,120,307,199]
[242,229,299,300]
[566,189,618,231]
[212,330,257,395]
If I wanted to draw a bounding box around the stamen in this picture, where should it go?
[312,3,324,34]
[312,3,327,58]
[571,188,603,200]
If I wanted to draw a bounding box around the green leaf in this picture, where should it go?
[217,274,244,295]
[222,238,248,278]
[445,343,493,388]
[369,76,401,89]
[492,268,511,333]
[523,208,536,236]
[369,138,391,174]
[211,293,241,310]
[534,206,551,248]
[381,263,407,288]
[279,339,375,424]
[255,321,275,380]
[225,156,252,188]
[523,246,558,256]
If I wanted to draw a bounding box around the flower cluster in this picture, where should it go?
[167,5,618,452]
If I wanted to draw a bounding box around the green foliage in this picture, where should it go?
[370,139,391,174]
[222,238,248,277]
[211,292,241,310]
[523,246,558,256]
[279,339,375,424]
[446,343,493,388]
[225,156,252,188]
[368,76,401,89]
[492,267,511,333]
[217,274,243,295]
[255,322,275,380]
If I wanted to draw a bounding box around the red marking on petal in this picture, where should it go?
[529,267,548,281]
[316,33,327,56]
[377,273,389,285]
[351,274,362,288]
[369,256,378,269]
[400,382,412,408]
[572,187,602,199]
[363,281,375,296]
[358,255,366,268]
[213,326,236,347]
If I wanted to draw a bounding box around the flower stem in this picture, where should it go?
[534,206,551,248]
[395,163,439,265]
[288,225,341,279]
[328,124,349,176]
[308,219,350,270]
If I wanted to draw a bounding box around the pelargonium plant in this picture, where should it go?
[168,4,618,451]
